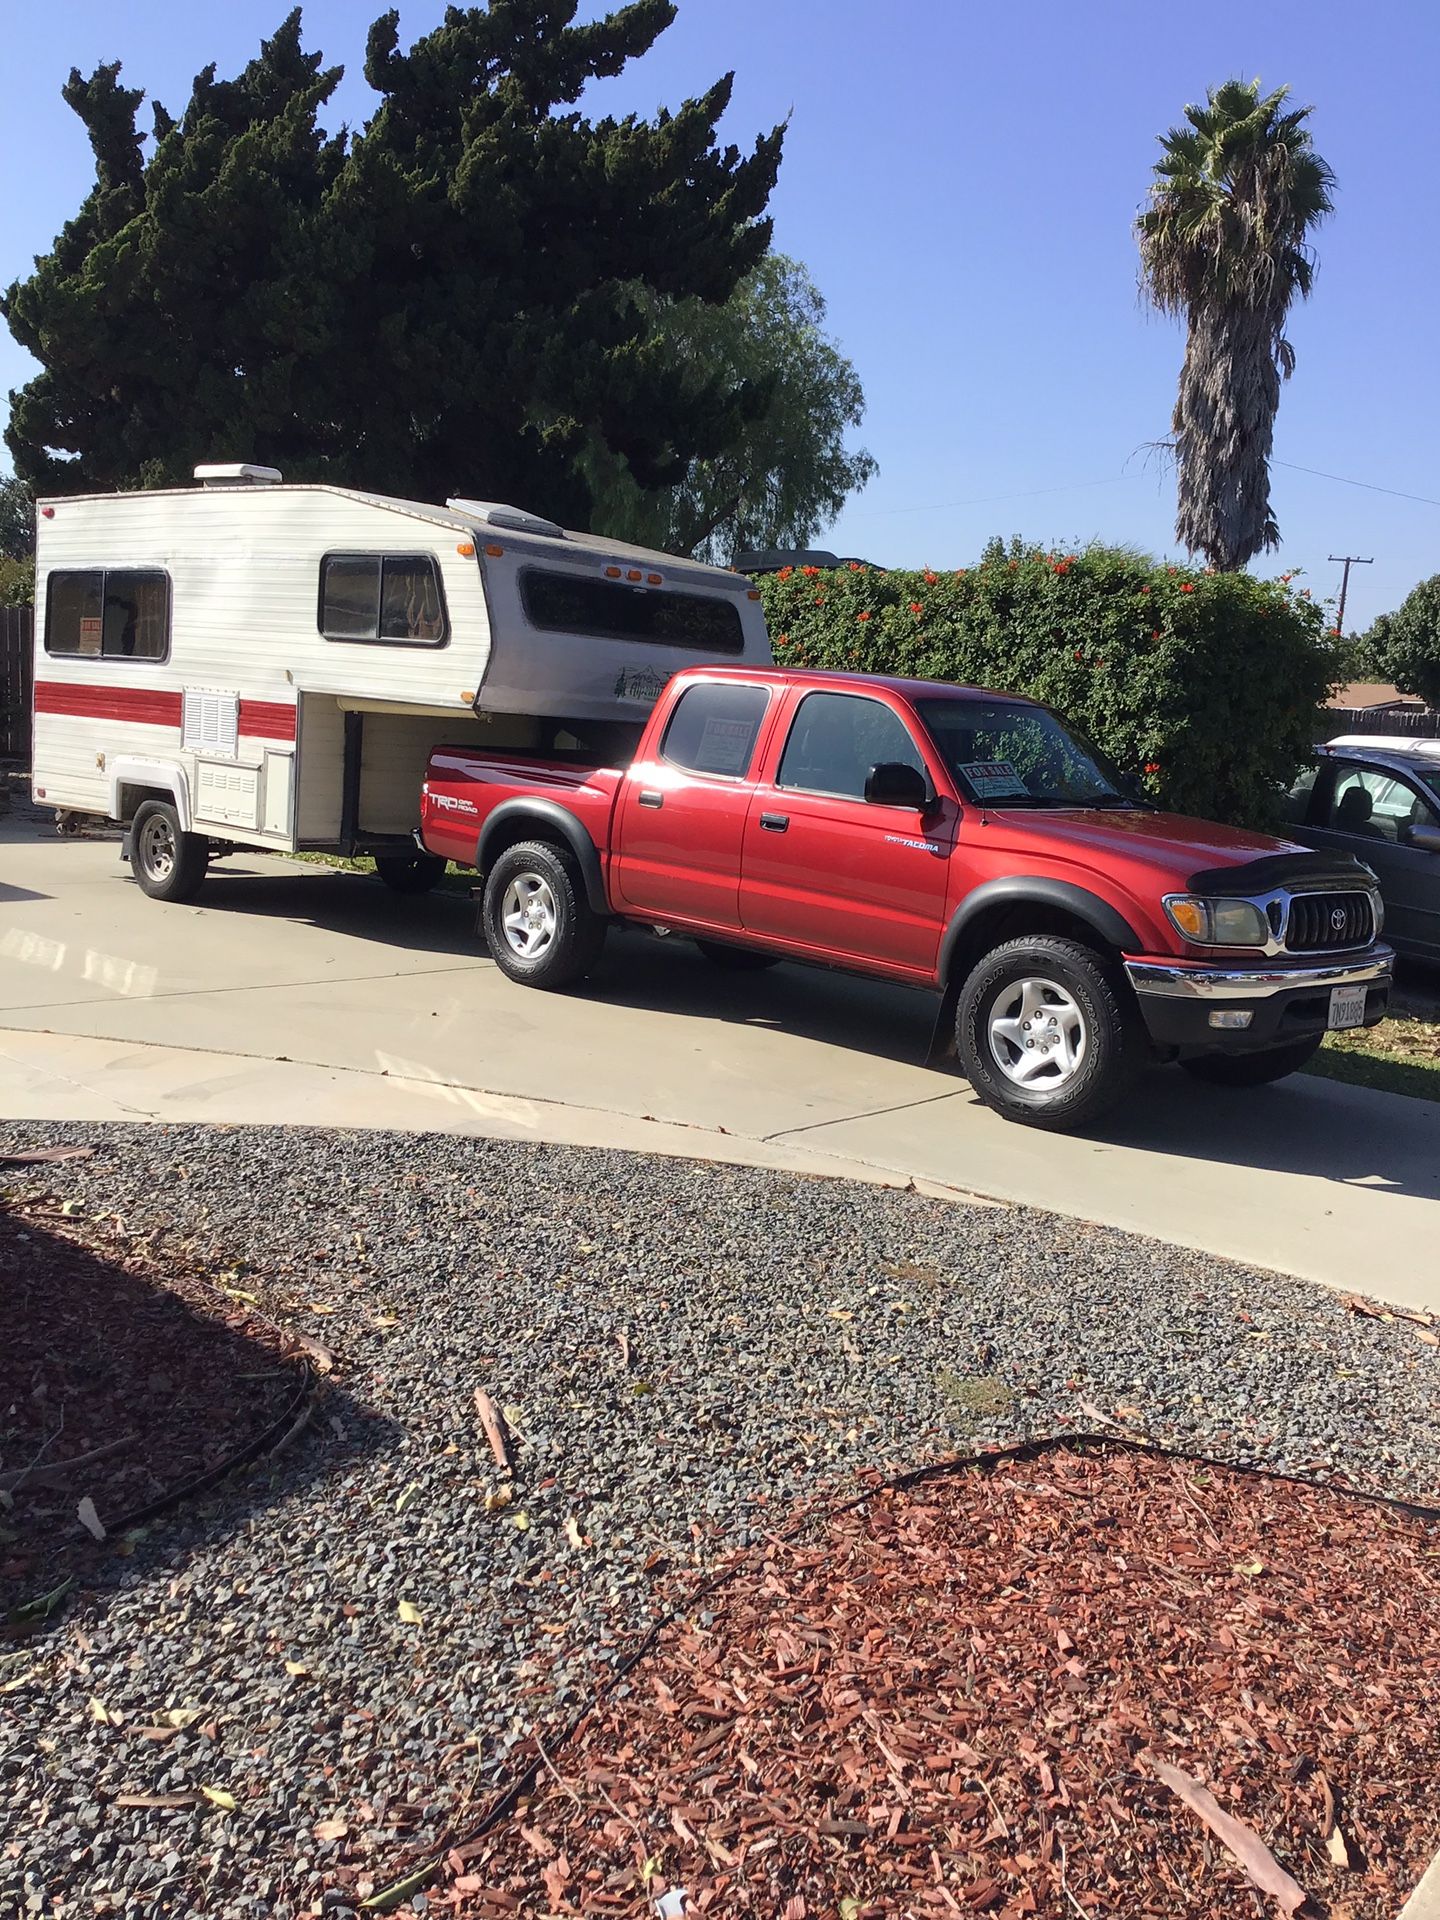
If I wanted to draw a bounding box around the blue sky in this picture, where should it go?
[2,0,1435,628]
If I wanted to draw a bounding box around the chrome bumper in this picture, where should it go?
[1126,946,1394,1002]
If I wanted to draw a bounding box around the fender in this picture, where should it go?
[109,758,194,832]
[938,877,1144,984]
[477,798,611,917]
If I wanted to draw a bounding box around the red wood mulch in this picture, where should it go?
[0,1188,304,1610]
[434,1447,1440,1920]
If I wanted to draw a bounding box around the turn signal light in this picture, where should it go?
[456,541,475,557]
[485,543,504,558]
[627,569,643,581]
[747,589,761,600]
[605,565,622,578]
[647,571,662,585]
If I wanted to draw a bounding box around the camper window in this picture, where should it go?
[519,568,745,655]
[319,554,448,646]
[44,569,170,662]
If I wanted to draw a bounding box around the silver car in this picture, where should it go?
[1283,741,1440,962]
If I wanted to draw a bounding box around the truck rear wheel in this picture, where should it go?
[131,801,210,904]
[1180,1038,1322,1087]
[375,852,447,894]
[482,840,606,990]
[955,935,1144,1132]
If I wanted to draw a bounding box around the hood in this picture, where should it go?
[984,805,1325,893]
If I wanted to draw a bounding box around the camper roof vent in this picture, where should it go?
[446,498,564,539]
[194,463,284,488]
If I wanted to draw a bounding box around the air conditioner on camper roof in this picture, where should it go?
[194,463,283,487]
[446,498,564,538]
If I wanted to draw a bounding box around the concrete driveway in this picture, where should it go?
[2,820,1438,1311]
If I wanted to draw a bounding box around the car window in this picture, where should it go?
[1328,766,1440,845]
[660,682,770,778]
[776,692,927,800]
[1280,763,1319,825]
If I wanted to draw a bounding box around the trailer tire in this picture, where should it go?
[375,853,448,895]
[131,801,210,904]
[482,840,606,990]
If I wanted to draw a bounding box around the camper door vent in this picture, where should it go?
[183,690,240,758]
[446,499,564,539]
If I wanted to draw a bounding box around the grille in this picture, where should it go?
[1285,891,1374,953]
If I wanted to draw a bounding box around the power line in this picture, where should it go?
[1276,461,1440,510]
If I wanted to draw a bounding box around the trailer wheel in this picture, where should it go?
[375,853,448,894]
[482,840,606,990]
[131,801,211,904]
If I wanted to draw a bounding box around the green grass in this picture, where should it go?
[1306,1010,1440,1105]
[283,850,473,897]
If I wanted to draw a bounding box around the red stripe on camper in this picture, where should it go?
[239,699,297,741]
[33,681,183,728]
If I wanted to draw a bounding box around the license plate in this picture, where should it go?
[1328,985,1368,1031]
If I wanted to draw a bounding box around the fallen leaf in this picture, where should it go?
[521,1823,555,1858]
[77,1496,106,1542]
[397,1599,422,1625]
[1327,1827,1352,1869]
[114,1792,200,1809]
[200,1786,236,1812]
[220,1286,260,1304]
[513,1512,530,1531]
[88,1697,112,1725]
[308,1302,337,1315]
[165,1708,204,1729]
[314,1817,350,1843]
[373,1314,399,1329]
[60,1199,84,1217]
[483,1484,513,1512]
[394,1482,420,1514]
[564,1516,585,1550]
[1144,1752,1307,1914]
[1417,1329,1440,1348]
[1234,1559,1266,1577]
[840,1901,861,1920]
[283,1660,309,1677]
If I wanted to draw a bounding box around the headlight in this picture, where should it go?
[1164,895,1270,947]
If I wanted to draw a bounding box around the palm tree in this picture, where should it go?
[1137,79,1335,571]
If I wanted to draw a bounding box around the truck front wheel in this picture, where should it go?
[955,935,1144,1132]
[481,840,606,990]
[130,801,211,904]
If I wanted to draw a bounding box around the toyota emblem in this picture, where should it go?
[1330,906,1347,931]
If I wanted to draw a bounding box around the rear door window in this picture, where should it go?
[660,683,770,778]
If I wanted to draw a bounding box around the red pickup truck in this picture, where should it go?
[419,667,1392,1131]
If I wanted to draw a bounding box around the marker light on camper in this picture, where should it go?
[456,541,475,557]
[484,544,504,558]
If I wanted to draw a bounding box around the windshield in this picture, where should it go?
[916,698,1131,809]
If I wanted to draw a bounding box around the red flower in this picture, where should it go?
[1140,585,1151,594]
[1008,560,1018,570]
[813,594,826,605]
[848,561,864,572]
[777,565,794,580]
[1144,762,1161,775]
[1152,630,1161,640]
[1073,649,1083,660]
[1166,566,1177,575]
[801,564,820,577]
[954,568,967,578]
[910,601,924,616]
[857,610,870,622]
[923,569,938,584]
[775,633,789,647]
[1179,582,1194,593]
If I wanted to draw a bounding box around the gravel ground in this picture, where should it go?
[2,1122,1439,1919]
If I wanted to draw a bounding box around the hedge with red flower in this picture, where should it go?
[754,537,1339,827]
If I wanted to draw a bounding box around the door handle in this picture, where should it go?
[637,790,664,810]
[760,812,789,832]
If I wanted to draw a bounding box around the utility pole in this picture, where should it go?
[1328,553,1373,638]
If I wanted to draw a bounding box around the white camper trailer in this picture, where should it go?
[30,464,770,898]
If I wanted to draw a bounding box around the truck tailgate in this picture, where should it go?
[420,748,623,866]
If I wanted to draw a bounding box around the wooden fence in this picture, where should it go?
[1324,704,1440,741]
[0,605,33,764]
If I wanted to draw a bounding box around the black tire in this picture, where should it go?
[1180,1038,1322,1088]
[375,852,448,894]
[955,935,1145,1132]
[694,939,779,973]
[130,800,210,903]
[481,840,607,990]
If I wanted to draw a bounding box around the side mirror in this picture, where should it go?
[1408,824,1440,855]
[865,761,929,809]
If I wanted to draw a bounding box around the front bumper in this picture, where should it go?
[1125,947,1393,1053]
